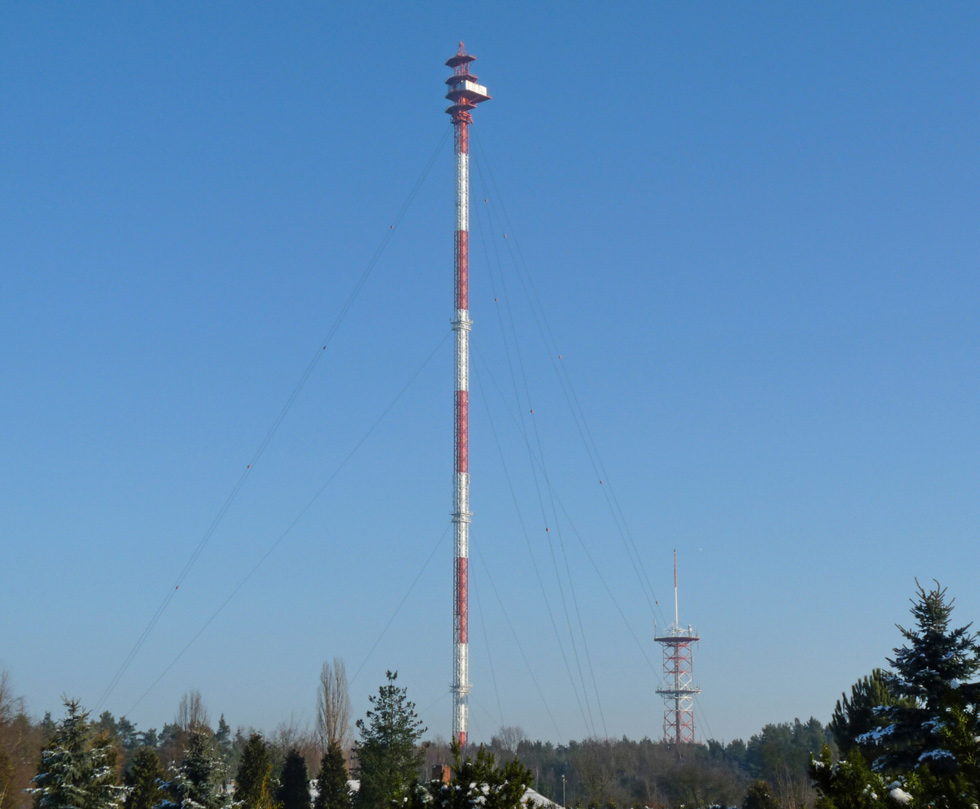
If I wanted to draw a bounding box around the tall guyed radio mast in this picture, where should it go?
[445,43,490,748]
[655,551,701,743]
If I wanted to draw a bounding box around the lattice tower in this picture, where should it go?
[654,551,701,744]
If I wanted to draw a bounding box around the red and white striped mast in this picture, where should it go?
[445,43,490,748]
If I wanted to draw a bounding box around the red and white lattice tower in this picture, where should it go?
[445,43,490,748]
[654,551,701,744]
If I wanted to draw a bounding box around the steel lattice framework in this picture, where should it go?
[654,552,701,744]
[444,43,490,748]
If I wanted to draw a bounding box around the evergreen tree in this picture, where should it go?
[124,747,165,809]
[116,720,140,754]
[96,714,119,740]
[313,742,349,809]
[159,731,228,809]
[276,749,309,809]
[226,729,249,784]
[830,670,912,755]
[809,746,896,809]
[742,780,778,809]
[234,734,275,809]
[743,717,834,803]
[40,714,56,739]
[212,719,231,769]
[116,719,142,770]
[409,742,533,809]
[354,672,425,809]
[861,581,980,778]
[30,699,124,809]
[914,702,980,808]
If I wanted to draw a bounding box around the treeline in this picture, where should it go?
[0,668,834,809]
[0,659,354,809]
[441,718,834,809]
[0,689,323,809]
[15,576,978,809]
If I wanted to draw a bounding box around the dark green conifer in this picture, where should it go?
[354,672,425,809]
[213,718,232,768]
[276,749,310,809]
[742,779,778,809]
[159,730,227,809]
[124,747,165,809]
[408,742,532,809]
[809,745,892,809]
[867,581,980,775]
[30,699,124,809]
[830,669,910,755]
[313,742,350,809]
[234,734,275,809]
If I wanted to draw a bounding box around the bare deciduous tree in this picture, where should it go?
[0,669,47,809]
[490,726,526,758]
[0,670,21,727]
[176,689,210,734]
[270,716,320,776]
[315,659,350,751]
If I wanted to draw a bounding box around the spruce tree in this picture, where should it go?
[124,747,165,809]
[159,730,228,809]
[862,581,980,777]
[213,718,231,768]
[30,699,124,809]
[233,734,275,809]
[276,749,310,809]
[313,742,349,809]
[354,672,425,809]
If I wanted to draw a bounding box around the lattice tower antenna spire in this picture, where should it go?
[655,550,701,743]
[445,42,490,748]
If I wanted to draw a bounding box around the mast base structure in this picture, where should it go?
[446,42,490,749]
[654,623,701,744]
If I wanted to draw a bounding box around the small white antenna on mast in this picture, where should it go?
[673,548,679,627]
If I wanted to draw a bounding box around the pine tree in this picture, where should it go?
[809,746,894,809]
[159,730,228,809]
[233,734,275,809]
[313,742,349,809]
[408,742,532,809]
[116,719,140,756]
[830,669,912,755]
[353,672,425,809]
[30,699,125,809]
[124,747,165,809]
[861,581,980,777]
[275,749,309,809]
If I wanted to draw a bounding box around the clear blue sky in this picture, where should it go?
[2,2,979,746]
